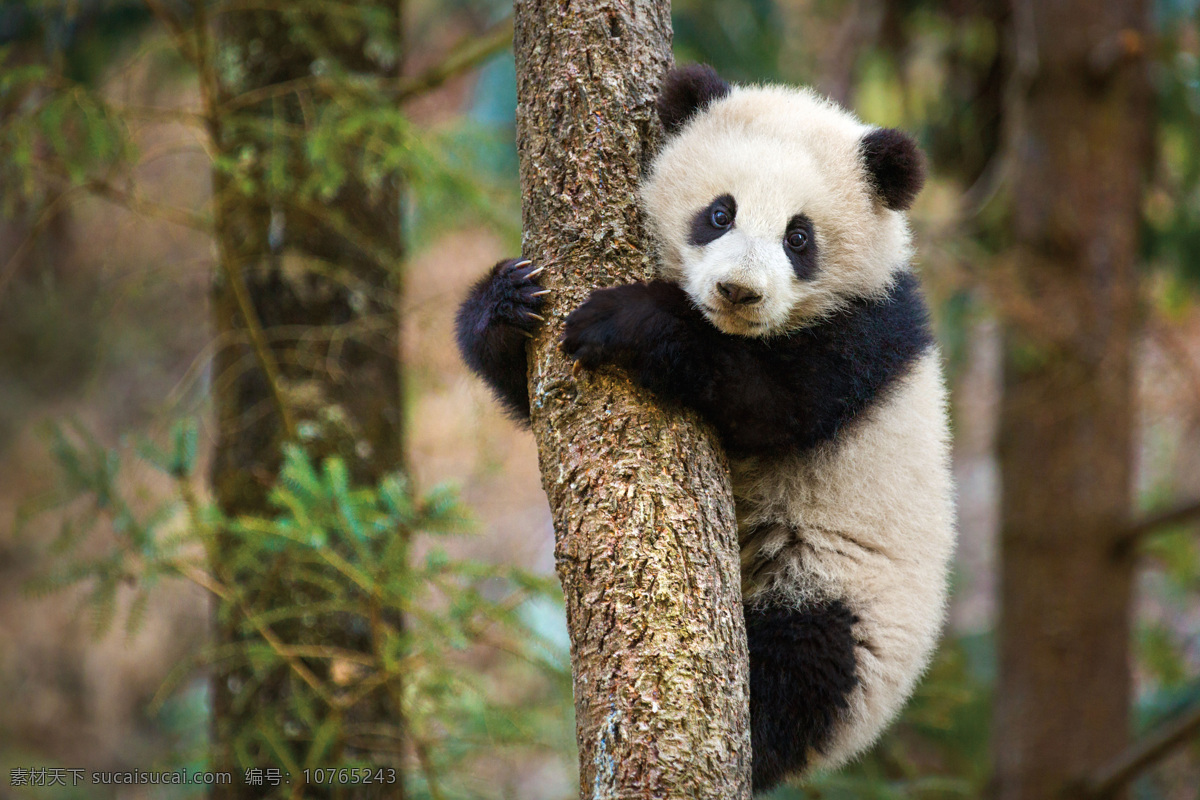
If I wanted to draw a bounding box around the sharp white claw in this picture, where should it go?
[525,266,545,278]
[531,289,551,297]
[525,312,545,322]
[513,259,533,268]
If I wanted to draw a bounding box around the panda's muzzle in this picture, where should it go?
[717,282,763,306]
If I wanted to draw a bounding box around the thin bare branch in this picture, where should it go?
[395,16,514,101]
[413,740,447,800]
[213,251,300,440]
[188,0,298,441]
[217,14,512,112]
[83,177,211,231]
[112,103,207,127]
[1079,703,1200,797]
[171,559,334,705]
[1113,500,1200,557]
[142,0,198,63]
[0,189,78,302]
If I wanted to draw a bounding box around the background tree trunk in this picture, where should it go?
[512,2,752,797]
[993,1,1152,798]
[205,5,405,798]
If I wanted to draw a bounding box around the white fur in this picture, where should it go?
[641,81,956,774]
[733,351,954,768]
[641,84,914,334]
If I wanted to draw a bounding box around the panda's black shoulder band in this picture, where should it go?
[567,271,934,460]
[750,269,934,455]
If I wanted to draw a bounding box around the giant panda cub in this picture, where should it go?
[455,64,956,794]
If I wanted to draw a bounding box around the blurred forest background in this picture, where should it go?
[1,0,1200,798]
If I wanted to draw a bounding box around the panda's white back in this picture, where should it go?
[733,349,955,767]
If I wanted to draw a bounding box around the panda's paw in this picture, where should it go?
[483,257,550,334]
[561,285,645,370]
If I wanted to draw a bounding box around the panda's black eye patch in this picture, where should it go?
[784,214,819,280]
[689,194,737,246]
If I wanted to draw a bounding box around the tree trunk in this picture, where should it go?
[512,2,752,797]
[204,6,405,798]
[993,2,1152,798]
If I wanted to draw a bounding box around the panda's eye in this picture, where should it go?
[786,229,809,251]
[689,194,737,246]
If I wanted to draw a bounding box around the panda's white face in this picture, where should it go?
[641,85,915,336]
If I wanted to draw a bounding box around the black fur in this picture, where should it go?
[860,128,926,211]
[657,64,732,135]
[689,193,737,246]
[783,214,819,281]
[454,257,545,420]
[561,272,933,458]
[746,596,859,794]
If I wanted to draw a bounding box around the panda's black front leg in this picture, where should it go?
[562,281,778,450]
[560,281,696,375]
[455,257,548,421]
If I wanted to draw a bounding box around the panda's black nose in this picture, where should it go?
[717,282,763,306]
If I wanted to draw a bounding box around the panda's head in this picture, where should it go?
[641,65,926,337]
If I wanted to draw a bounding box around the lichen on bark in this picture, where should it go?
[512,2,752,797]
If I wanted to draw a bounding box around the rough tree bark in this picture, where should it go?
[993,2,1152,798]
[204,5,405,798]
[512,2,752,797]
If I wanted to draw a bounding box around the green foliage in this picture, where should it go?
[405,122,521,249]
[1131,486,1200,799]
[1,2,519,266]
[0,1,155,83]
[23,422,573,799]
[1144,1,1200,286]
[672,0,783,83]
[0,267,107,437]
[203,3,522,264]
[0,49,132,210]
[21,419,197,638]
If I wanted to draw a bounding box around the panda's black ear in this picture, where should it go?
[860,128,926,211]
[657,64,731,136]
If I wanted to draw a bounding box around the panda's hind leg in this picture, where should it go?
[746,597,859,794]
